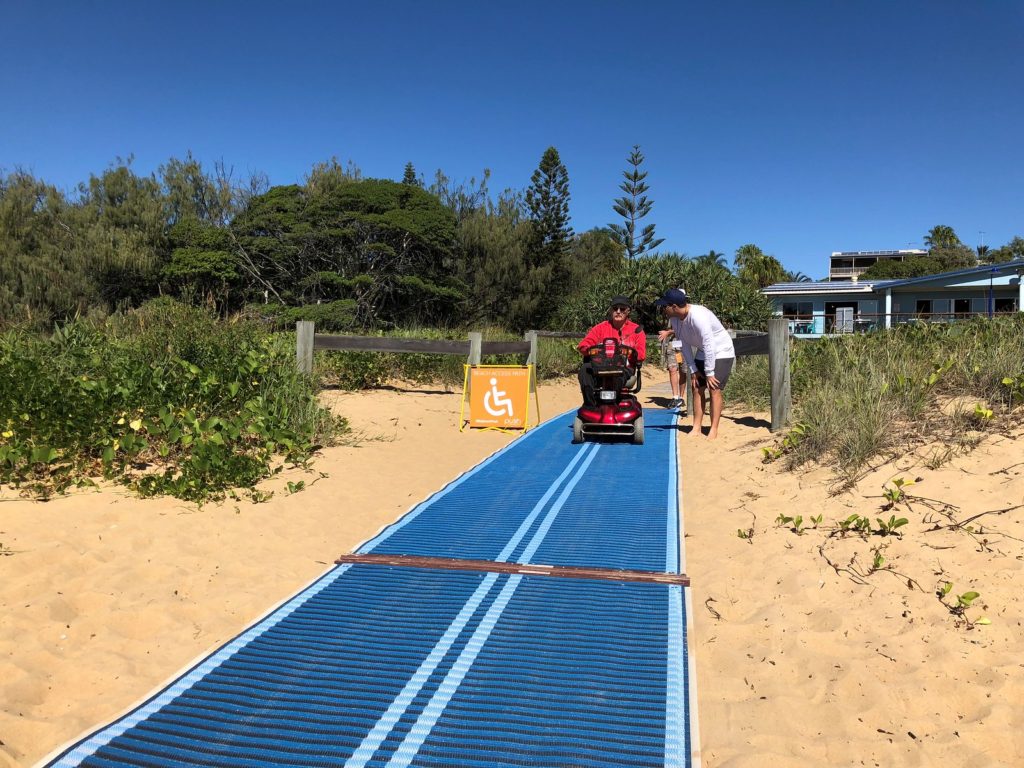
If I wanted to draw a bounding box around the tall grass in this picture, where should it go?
[730,316,1024,483]
[724,356,771,411]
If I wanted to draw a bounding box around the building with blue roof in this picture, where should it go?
[762,259,1024,336]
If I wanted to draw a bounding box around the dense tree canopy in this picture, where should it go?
[552,252,771,332]
[861,224,1000,280]
[4,154,1017,335]
[734,243,786,288]
[231,179,461,326]
[989,236,1024,263]
[0,171,89,324]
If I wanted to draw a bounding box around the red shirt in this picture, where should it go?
[577,320,647,361]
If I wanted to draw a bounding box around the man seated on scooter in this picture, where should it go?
[576,295,647,405]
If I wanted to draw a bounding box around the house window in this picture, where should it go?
[916,299,932,315]
[954,299,971,316]
[994,298,1018,313]
[781,301,813,318]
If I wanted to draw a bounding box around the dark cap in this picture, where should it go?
[655,288,689,307]
[608,295,632,310]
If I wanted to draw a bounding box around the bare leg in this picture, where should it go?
[707,388,724,439]
[690,376,705,436]
[668,367,680,399]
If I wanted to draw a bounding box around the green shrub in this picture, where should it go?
[242,300,359,333]
[0,299,345,501]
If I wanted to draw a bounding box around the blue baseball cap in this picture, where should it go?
[655,288,689,307]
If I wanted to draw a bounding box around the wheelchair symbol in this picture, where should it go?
[483,377,514,417]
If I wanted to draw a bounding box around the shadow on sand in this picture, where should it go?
[724,414,771,430]
[320,383,456,396]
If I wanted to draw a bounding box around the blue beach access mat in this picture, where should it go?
[43,408,700,768]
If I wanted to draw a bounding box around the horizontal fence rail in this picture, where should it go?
[313,335,473,355]
[295,322,537,375]
[534,330,587,339]
[310,335,536,356]
[732,331,769,357]
[781,309,1021,335]
[295,321,789,431]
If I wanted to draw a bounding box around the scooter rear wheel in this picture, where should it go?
[572,416,584,444]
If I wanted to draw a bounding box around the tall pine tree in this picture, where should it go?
[524,146,573,326]
[401,162,421,186]
[609,145,664,259]
[525,147,573,260]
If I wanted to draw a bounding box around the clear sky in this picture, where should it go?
[3,1,1022,278]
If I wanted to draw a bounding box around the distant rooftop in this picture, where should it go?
[830,249,927,257]
[827,249,929,281]
[763,281,886,295]
[764,258,1024,295]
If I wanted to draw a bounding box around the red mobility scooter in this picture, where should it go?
[572,338,644,444]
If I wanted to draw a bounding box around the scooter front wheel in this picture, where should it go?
[572,416,584,444]
[632,416,645,445]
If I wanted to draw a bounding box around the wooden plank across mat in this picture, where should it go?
[336,553,690,586]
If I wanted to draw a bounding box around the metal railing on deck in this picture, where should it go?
[780,311,1020,335]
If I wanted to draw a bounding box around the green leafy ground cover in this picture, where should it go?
[0,299,345,502]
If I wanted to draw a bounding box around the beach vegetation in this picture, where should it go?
[875,514,909,537]
[733,315,1024,484]
[938,582,990,628]
[837,513,872,536]
[881,477,914,507]
[0,299,345,502]
[1001,374,1024,404]
[971,403,994,423]
[870,547,885,572]
[759,422,807,464]
[774,513,805,534]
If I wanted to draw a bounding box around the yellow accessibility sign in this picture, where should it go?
[460,365,539,432]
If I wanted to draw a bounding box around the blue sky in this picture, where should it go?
[2,1,1022,278]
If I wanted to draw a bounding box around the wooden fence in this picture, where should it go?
[295,322,538,391]
[296,317,791,431]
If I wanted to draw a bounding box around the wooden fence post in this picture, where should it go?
[466,332,481,398]
[768,317,791,432]
[467,332,482,366]
[296,321,314,374]
[524,330,538,392]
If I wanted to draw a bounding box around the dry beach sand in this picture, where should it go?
[2,377,1022,767]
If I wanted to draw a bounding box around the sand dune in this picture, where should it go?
[2,377,1022,767]
[683,420,1024,767]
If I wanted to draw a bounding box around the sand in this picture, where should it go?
[2,376,1022,767]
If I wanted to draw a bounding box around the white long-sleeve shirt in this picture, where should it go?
[669,304,735,377]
